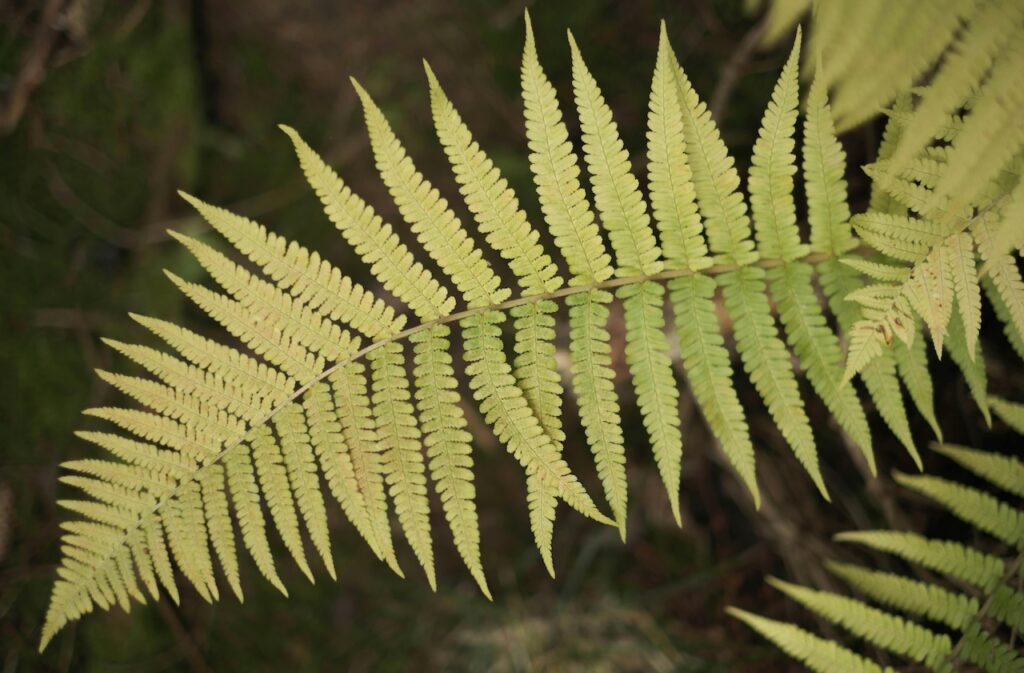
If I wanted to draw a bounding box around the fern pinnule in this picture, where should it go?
[647,22,710,274]
[654,36,758,504]
[892,338,942,442]
[521,12,612,285]
[727,607,896,673]
[411,324,489,596]
[570,31,684,525]
[990,397,1024,435]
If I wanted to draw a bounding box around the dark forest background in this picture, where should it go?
[2,1,1019,671]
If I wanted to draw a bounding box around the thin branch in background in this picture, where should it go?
[709,19,768,123]
[154,599,215,673]
[1,0,65,135]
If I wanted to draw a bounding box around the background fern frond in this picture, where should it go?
[735,444,1024,673]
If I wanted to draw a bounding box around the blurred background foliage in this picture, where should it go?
[2,1,1019,671]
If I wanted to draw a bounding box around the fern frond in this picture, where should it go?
[767,577,952,666]
[930,39,1024,217]
[836,530,1005,592]
[669,275,758,505]
[130,314,294,401]
[943,311,991,424]
[619,281,683,524]
[568,32,663,278]
[749,31,806,263]
[672,51,756,267]
[426,63,562,297]
[274,401,336,577]
[826,561,979,631]
[647,23,711,273]
[567,289,628,533]
[411,324,489,596]
[771,262,875,471]
[198,465,243,600]
[520,15,611,285]
[895,472,1024,548]
[990,397,1024,435]
[722,267,823,494]
[932,442,1024,498]
[887,1,1024,172]
[512,301,565,445]
[302,383,382,563]
[370,341,435,589]
[974,209,1024,346]
[892,337,942,441]
[352,79,508,309]
[179,193,405,340]
[223,446,287,595]
[803,75,856,257]
[727,608,895,673]
[329,362,403,576]
[280,126,454,322]
[984,276,1024,360]
[249,423,314,583]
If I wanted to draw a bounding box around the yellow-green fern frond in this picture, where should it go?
[737,444,1024,673]
[425,63,562,297]
[803,75,856,257]
[894,472,1023,548]
[768,577,952,666]
[892,337,942,441]
[727,608,894,673]
[46,13,1021,651]
[370,341,435,589]
[352,78,508,309]
[672,54,756,267]
[411,325,489,597]
[568,32,663,278]
[826,561,979,631]
[179,192,405,340]
[990,397,1024,435]
[280,125,454,322]
[749,31,806,263]
[647,23,711,273]
[669,274,758,505]
[567,289,627,533]
[520,13,612,286]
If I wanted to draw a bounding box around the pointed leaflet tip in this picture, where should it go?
[566,28,579,54]
[349,76,368,100]
[278,123,300,143]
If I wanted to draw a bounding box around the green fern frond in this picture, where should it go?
[738,444,1024,673]
[44,13,1021,650]
[892,337,942,441]
[990,397,1024,435]
[727,608,895,673]
[767,577,952,666]
[894,472,1024,548]
[803,75,856,257]
[647,23,711,273]
[520,13,612,285]
[411,325,489,597]
[826,561,979,631]
[836,530,1005,592]
[932,442,1024,498]
[669,275,758,504]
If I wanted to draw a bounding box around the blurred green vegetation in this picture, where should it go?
[4,1,1016,671]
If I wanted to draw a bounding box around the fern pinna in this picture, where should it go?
[731,442,1024,673]
[41,14,1024,649]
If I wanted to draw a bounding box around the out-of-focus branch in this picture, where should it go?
[1,0,65,135]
